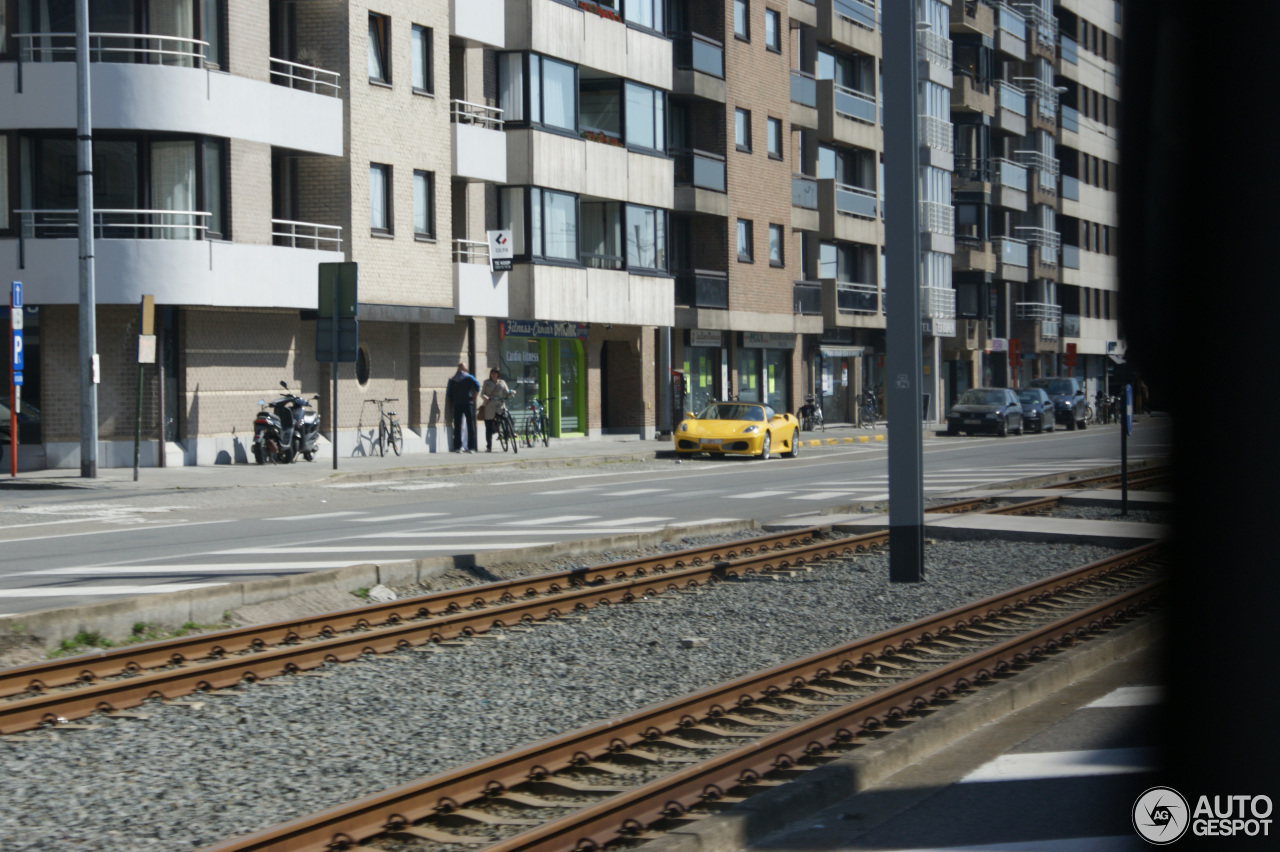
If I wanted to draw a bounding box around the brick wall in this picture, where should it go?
[227,0,269,82]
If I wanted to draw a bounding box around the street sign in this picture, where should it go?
[1065,342,1077,367]
[12,372,22,386]
[1008,337,1021,368]
[316,317,359,362]
[317,263,359,318]
[12,328,22,372]
[488,230,513,272]
[1124,383,1133,436]
[11,282,22,310]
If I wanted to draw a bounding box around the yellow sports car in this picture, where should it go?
[675,402,801,459]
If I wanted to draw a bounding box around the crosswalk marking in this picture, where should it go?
[1086,686,1163,709]
[499,515,598,525]
[349,512,448,523]
[725,490,791,499]
[960,747,1157,783]
[20,563,365,576]
[579,517,671,526]
[263,511,365,522]
[603,488,669,497]
[1,583,228,596]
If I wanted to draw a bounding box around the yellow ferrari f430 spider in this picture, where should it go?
[675,402,800,460]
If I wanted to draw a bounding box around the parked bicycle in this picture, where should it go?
[860,389,880,428]
[496,406,519,453]
[799,394,824,432]
[365,398,402,456]
[524,398,550,448]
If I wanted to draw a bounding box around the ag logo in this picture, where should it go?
[1134,786,1190,844]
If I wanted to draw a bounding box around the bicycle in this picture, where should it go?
[495,406,518,454]
[365,398,402,456]
[860,391,880,428]
[799,394,824,432]
[524,398,550,448]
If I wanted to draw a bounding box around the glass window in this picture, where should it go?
[626,205,666,272]
[498,53,525,122]
[581,201,623,269]
[151,139,196,240]
[735,108,750,151]
[202,0,225,68]
[765,9,780,51]
[767,117,782,158]
[500,186,527,255]
[411,24,432,93]
[540,56,576,131]
[370,163,391,233]
[768,224,783,266]
[734,0,748,40]
[624,0,664,31]
[542,189,577,261]
[580,81,622,138]
[737,219,752,262]
[368,13,390,83]
[0,135,8,231]
[414,170,434,238]
[201,137,226,239]
[625,82,665,152]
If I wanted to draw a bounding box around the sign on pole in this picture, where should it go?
[487,230,513,272]
[317,263,359,471]
[9,281,22,477]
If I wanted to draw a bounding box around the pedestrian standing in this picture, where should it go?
[480,368,511,452]
[447,362,481,453]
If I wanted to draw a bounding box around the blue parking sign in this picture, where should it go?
[12,330,22,372]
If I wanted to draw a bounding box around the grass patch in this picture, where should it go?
[47,621,227,659]
[353,587,372,601]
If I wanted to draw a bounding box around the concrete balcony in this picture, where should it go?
[993,81,1027,137]
[790,70,820,130]
[991,157,1028,211]
[672,32,727,103]
[1032,246,1059,281]
[994,2,1027,60]
[951,73,994,115]
[505,0,671,90]
[506,263,674,327]
[817,80,881,151]
[453,0,505,47]
[992,236,1029,283]
[792,175,820,232]
[3,212,341,308]
[506,128,674,209]
[954,238,996,273]
[823,279,883,328]
[818,180,882,244]
[951,0,995,37]
[818,0,882,58]
[452,100,507,183]
[0,55,342,156]
[452,240,510,317]
[673,149,728,218]
[791,0,819,27]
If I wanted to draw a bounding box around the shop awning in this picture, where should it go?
[819,346,866,358]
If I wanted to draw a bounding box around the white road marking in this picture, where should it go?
[262,511,366,522]
[724,490,791,499]
[1086,686,1163,709]
[19,563,365,576]
[388,483,461,491]
[790,491,864,501]
[1,583,228,596]
[579,517,671,526]
[0,518,237,545]
[536,487,605,495]
[348,512,448,523]
[602,488,669,497]
[960,748,1158,783]
[500,515,598,525]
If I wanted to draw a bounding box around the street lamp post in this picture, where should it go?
[76,0,99,477]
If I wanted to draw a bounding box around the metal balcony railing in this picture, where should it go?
[17,209,209,239]
[836,282,879,314]
[1013,2,1059,49]
[673,149,727,193]
[1014,149,1060,178]
[452,239,490,265]
[1041,320,1060,339]
[672,32,725,79]
[919,201,955,236]
[272,219,343,250]
[451,99,505,130]
[995,80,1027,116]
[917,28,953,67]
[919,115,954,153]
[15,31,208,65]
[675,270,729,309]
[794,281,822,315]
[1014,76,1060,119]
[954,156,991,183]
[833,83,878,124]
[993,235,1029,267]
[995,2,1027,37]
[1016,301,1062,322]
[836,183,878,219]
[922,285,957,319]
[792,175,819,209]
[270,58,341,96]
[1015,226,1062,251]
[791,70,817,107]
[992,157,1028,191]
[833,0,878,32]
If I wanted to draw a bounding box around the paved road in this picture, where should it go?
[0,419,1170,616]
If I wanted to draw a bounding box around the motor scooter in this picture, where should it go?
[253,381,321,463]
[798,393,824,431]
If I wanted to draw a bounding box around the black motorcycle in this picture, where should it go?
[798,393,824,431]
[253,381,321,464]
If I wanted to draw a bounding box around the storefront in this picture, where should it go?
[683,329,725,414]
[739,332,794,412]
[813,344,864,423]
[497,320,589,437]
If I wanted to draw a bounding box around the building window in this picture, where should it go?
[411,25,432,94]
[502,186,579,262]
[625,82,666,152]
[370,163,392,235]
[201,137,227,239]
[581,201,623,269]
[734,0,749,41]
[768,224,784,267]
[737,219,753,262]
[624,0,665,31]
[413,170,434,239]
[500,53,577,132]
[767,117,782,159]
[735,108,751,152]
[202,0,226,69]
[626,204,667,272]
[0,135,10,233]
[368,13,390,84]
[765,8,780,52]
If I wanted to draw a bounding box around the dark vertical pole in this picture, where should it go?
[156,320,166,469]
[1121,383,1130,516]
[331,271,339,470]
[76,0,99,478]
[884,0,925,582]
[132,360,143,481]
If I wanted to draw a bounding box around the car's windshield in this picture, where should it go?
[1017,390,1041,403]
[698,403,766,422]
[1033,379,1075,395]
[958,390,1005,406]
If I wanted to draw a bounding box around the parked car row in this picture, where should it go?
[945,376,1088,437]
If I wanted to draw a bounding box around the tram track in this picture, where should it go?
[197,544,1164,852]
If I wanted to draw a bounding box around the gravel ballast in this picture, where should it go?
[0,539,1127,852]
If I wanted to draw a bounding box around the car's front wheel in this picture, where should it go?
[997,417,1008,437]
[759,432,772,460]
[785,431,799,458]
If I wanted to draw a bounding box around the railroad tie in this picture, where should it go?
[450,808,544,826]
[532,777,632,794]
[496,792,580,808]
[392,826,488,845]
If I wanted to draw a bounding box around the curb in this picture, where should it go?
[800,435,885,447]
[638,614,1161,852]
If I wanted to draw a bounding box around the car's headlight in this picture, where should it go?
[984,412,1000,419]
[679,422,688,432]
[742,425,760,434]
[1061,401,1072,408]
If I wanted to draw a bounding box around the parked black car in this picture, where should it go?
[1015,387,1055,433]
[1029,376,1088,430]
[946,387,1023,436]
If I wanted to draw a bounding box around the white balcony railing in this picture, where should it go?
[995,80,1027,116]
[451,99,505,130]
[917,28,953,67]
[918,115,954,153]
[1014,149,1060,178]
[272,219,343,250]
[453,239,490,265]
[922,285,957,319]
[1016,301,1062,322]
[269,57,341,96]
[1014,225,1062,251]
[919,201,955,236]
[17,208,209,239]
[995,2,1027,37]
[14,31,208,66]
[1013,76,1060,119]
[1012,2,1059,48]
[993,235,1029,266]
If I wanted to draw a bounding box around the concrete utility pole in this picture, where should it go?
[76,0,99,478]
[883,0,925,581]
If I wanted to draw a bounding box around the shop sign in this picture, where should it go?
[742,331,794,349]
[922,318,956,337]
[689,329,723,348]
[500,320,589,340]
[487,230,513,272]
[990,338,1008,352]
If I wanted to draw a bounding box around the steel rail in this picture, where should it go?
[196,544,1162,852]
[0,528,824,700]
[2,529,878,733]
[1046,465,1171,490]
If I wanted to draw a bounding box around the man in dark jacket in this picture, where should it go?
[447,362,481,452]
